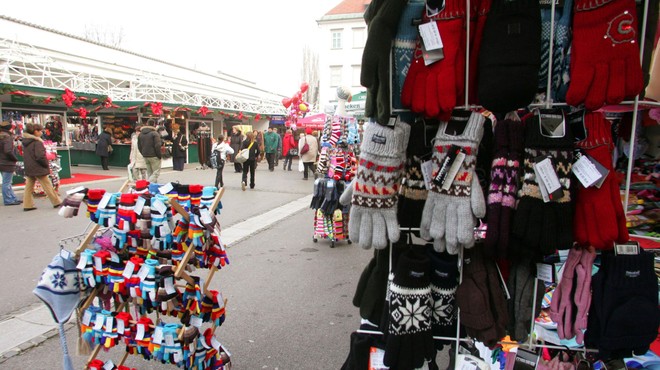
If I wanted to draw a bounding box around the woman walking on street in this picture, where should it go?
[96,126,113,170]
[129,125,147,180]
[298,128,319,180]
[281,129,296,171]
[240,131,260,191]
[171,127,188,171]
[0,121,21,205]
[22,123,61,211]
[230,127,243,173]
[211,135,234,188]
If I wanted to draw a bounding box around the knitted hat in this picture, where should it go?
[477,0,542,113]
[33,252,80,323]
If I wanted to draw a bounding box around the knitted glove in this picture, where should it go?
[549,247,583,340]
[574,111,628,250]
[361,0,408,125]
[539,0,573,100]
[510,112,574,257]
[342,121,410,249]
[58,191,86,218]
[506,256,544,342]
[401,0,467,120]
[420,111,486,254]
[573,248,595,345]
[426,246,459,350]
[383,249,435,369]
[477,0,542,113]
[392,0,425,110]
[353,247,390,325]
[566,0,643,109]
[484,119,509,254]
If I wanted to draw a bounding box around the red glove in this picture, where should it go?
[566,0,643,109]
[401,0,466,120]
[573,111,628,249]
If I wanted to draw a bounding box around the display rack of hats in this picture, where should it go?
[341,0,660,368]
[310,114,360,247]
[53,179,232,370]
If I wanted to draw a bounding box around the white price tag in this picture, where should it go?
[159,182,174,194]
[93,314,105,331]
[76,255,88,270]
[149,290,156,302]
[573,155,602,188]
[164,277,176,295]
[420,160,434,191]
[533,164,551,203]
[173,350,182,363]
[190,315,203,328]
[536,263,554,283]
[109,251,120,263]
[200,209,213,225]
[134,196,146,215]
[165,332,175,346]
[152,199,167,215]
[99,193,112,210]
[369,347,387,370]
[116,319,125,334]
[93,256,103,272]
[152,326,164,344]
[211,336,222,351]
[82,310,92,326]
[441,150,466,191]
[122,261,135,279]
[137,265,149,281]
[103,360,115,370]
[105,316,114,333]
[533,157,562,200]
[135,324,145,340]
[418,22,444,50]
[66,186,86,195]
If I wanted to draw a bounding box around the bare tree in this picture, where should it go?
[83,24,125,48]
[301,45,320,111]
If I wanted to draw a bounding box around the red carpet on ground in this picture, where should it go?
[15,172,119,186]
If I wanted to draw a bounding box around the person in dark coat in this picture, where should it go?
[229,126,243,173]
[240,131,260,191]
[171,127,188,171]
[95,127,113,170]
[138,119,162,183]
[0,121,21,205]
[21,123,61,211]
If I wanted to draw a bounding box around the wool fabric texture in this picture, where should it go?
[361,0,408,125]
[467,0,492,105]
[574,111,628,250]
[510,112,574,257]
[420,111,486,254]
[341,121,410,249]
[566,0,644,109]
[484,119,508,255]
[506,256,544,342]
[383,249,435,369]
[400,0,467,120]
[573,249,596,345]
[426,246,459,350]
[549,247,583,340]
[538,0,573,101]
[477,0,542,113]
[392,0,425,110]
[352,247,390,325]
[586,251,660,359]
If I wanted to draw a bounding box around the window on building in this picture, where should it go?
[330,66,342,87]
[352,65,361,88]
[352,28,365,48]
[331,30,342,49]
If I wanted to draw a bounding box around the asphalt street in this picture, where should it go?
[0,161,451,369]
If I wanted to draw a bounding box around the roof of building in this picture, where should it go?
[324,0,370,16]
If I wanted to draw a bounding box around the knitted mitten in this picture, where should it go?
[549,247,583,340]
[573,248,596,345]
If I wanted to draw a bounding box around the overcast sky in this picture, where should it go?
[1,0,341,96]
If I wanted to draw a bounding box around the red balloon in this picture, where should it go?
[300,82,309,93]
[282,97,292,108]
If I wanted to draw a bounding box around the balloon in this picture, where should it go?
[299,103,308,112]
[282,97,292,108]
[300,82,309,93]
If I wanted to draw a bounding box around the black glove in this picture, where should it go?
[426,246,459,350]
[353,247,390,326]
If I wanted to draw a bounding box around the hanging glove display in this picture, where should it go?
[538,0,573,101]
[383,248,435,369]
[420,111,486,254]
[401,0,467,120]
[340,120,410,249]
[566,0,643,109]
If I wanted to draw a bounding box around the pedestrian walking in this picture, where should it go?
[171,127,188,171]
[264,127,279,171]
[281,129,296,171]
[95,126,113,170]
[21,123,61,211]
[254,130,265,163]
[0,121,21,205]
[275,129,282,167]
[241,131,260,191]
[298,128,319,180]
[138,119,162,183]
[211,135,234,188]
[230,126,243,173]
[129,125,147,181]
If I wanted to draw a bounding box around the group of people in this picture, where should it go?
[211,125,320,191]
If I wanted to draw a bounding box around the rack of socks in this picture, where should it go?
[54,180,232,369]
[310,115,360,247]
